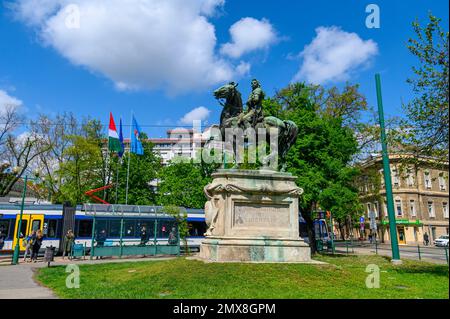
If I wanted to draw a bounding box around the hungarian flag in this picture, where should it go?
[108,112,122,153]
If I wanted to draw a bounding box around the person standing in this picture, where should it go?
[31,230,43,262]
[423,232,429,246]
[140,226,148,246]
[23,230,36,262]
[168,227,177,245]
[62,230,75,260]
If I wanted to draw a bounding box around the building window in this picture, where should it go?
[392,168,400,187]
[367,203,372,217]
[438,173,447,191]
[395,199,402,217]
[407,168,415,187]
[424,171,431,189]
[383,201,388,217]
[373,202,379,218]
[443,202,449,219]
[379,169,385,188]
[427,201,435,218]
[410,199,416,217]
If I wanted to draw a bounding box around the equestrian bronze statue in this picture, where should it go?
[211,79,298,171]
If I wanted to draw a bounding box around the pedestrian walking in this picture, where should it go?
[31,230,43,262]
[62,229,75,260]
[423,232,429,246]
[23,230,36,262]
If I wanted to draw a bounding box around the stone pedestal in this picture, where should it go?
[199,169,311,263]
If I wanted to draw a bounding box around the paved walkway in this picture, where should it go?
[0,256,176,299]
[0,263,56,299]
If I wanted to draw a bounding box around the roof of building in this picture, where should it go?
[358,153,449,169]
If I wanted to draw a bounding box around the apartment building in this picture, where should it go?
[358,154,449,245]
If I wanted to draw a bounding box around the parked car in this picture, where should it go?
[434,235,449,247]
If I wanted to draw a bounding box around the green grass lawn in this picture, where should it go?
[36,255,449,299]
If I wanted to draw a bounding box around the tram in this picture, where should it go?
[0,203,207,254]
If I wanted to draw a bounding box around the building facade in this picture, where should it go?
[357,154,449,245]
[149,128,205,165]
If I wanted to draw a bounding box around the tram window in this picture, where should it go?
[45,220,58,238]
[31,219,41,232]
[95,220,108,236]
[137,220,154,238]
[0,219,10,239]
[109,220,121,237]
[158,220,174,238]
[123,220,136,238]
[188,222,204,236]
[19,220,28,238]
[77,220,93,238]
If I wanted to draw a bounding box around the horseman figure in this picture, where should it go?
[210,79,298,171]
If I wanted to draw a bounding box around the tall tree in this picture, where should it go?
[114,136,162,205]
[267,83,362,253]
[157,159,211,209]
[404,13,449,158]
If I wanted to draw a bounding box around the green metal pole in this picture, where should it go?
[375,74,401,264]
[119,217,124,258]
[154,218,158,255]
[177,226,181,257]
[12,175,28,265]
[90,217,96,260]
[330,212,335,254]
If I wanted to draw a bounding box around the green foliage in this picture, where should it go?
[114,139,162,205]
[56,134,104,205]
[404,13,449,158]
[267,83,363,249]
[157,160,211,209]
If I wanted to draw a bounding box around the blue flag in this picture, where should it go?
[118,117,125,158]
[131,115,144,155]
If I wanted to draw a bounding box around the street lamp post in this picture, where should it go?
[375,74,401,264]
[11,174,28,265]
[11,169,43,265]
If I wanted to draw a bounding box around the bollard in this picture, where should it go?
[417,245,421,260]
[445,247,448,265]
[375,240,378,255]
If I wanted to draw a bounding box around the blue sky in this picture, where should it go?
[0,0,448,138]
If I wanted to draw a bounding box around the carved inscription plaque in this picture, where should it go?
[233,202,290,229]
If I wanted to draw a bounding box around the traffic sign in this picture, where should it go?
[360,216,365,223]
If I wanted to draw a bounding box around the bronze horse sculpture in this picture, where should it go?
[210,81,298,171]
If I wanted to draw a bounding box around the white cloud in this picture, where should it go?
[293,26,378,84]
[180,106,211,125]
[11,0,248,94]
[221,17,278,58]
[0,90,23,115]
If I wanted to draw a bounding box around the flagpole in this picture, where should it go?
[115,157,120,204]
[125,111,133,205]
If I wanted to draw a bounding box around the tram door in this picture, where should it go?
[12,214,44,251]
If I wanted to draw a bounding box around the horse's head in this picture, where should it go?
[214,82,238,101]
